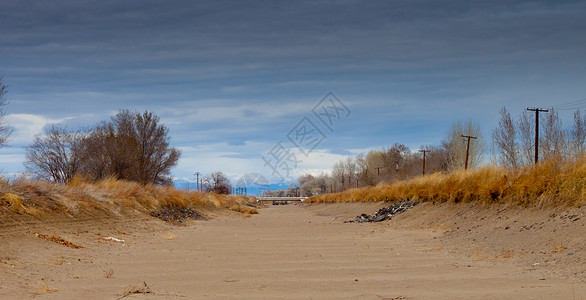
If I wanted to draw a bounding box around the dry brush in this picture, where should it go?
[0,175,257,223]
[307,156,586,207]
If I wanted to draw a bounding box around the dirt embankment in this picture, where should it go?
[0,205,245,298]
[308,201,586,280]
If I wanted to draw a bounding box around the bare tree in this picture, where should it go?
[86,110,180,185]
[90,117,138,181]
[77,126,123,181]
[299,174,327,196]
[25,125,87,183]
[205,171,232,194]
[425,145,449,174]
[541,108,566,160]
[517,110,534,165]
[344,157,357,188]
[443,120,484,171]
[25,110,180,185]
[569,109,586,158]
[365,149,385,182]
[331,161,345,192]
[135,111,181,185]
[384,143,410,180]
[492,107,519,168]
[354,153,372,187]
[0,77,14,146]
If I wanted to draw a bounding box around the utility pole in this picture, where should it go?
[527,107,549,164]
[419,149,430,176]
[194,172,201,192]
[461,135,477,170]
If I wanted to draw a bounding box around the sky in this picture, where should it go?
[1,0,586,185]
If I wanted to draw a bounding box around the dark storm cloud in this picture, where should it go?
[3,1,585,71]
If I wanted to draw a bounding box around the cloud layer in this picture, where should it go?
[1,0,586,182]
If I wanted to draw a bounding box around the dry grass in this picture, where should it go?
[0,175,258,222]
[308,156,586,207]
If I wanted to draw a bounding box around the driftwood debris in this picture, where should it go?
[345,201,419,223]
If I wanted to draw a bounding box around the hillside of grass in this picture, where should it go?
[307,156,586,207]
[0,176,258,223]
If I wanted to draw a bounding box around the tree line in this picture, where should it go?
[298,106,586,197]
[296,120,485,196]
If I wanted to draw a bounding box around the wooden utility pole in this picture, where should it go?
[419,149,430,176]
[194,172,201,192]
[461,135,477,170]
[527,107,549,164]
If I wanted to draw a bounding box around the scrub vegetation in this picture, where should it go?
[307,155,586,207]
[0,175,257,222]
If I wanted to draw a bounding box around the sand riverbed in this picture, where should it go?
[0,202,584,299]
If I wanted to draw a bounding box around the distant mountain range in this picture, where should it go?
[173,178,292,195]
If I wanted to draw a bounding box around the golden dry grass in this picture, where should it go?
[308,156,586,207]
[0,175,257,222]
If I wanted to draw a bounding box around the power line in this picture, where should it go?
[552,98,586,110]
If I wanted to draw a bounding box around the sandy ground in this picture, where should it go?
[0,203,584,299]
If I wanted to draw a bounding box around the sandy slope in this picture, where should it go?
[0,203,584,299]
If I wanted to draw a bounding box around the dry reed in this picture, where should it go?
[308,156,586,207]
[0,175,257,221]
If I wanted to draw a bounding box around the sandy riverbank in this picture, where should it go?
[1,202,584,299]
